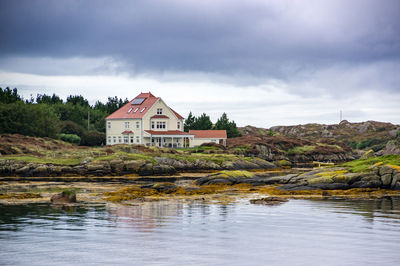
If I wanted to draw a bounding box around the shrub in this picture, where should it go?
[59,133,81,145]
[80,131,106,146]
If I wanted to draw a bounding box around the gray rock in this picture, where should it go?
[390,173,400,189]
[32,165,48,176]
[381,174,393,186]
[379,166,394,176]
[124,160,145,172]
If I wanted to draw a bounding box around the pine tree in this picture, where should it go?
[184,111,195,132]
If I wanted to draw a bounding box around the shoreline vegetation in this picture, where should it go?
[0,133,399,205]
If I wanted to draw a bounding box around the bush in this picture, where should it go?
[60,133,81,145]
[80,131,106,146]
[60,120,85,136]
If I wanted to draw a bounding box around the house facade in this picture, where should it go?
[106,92,227,148]
[189,130,227,147]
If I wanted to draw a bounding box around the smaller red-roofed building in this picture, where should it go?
[189,130,227,147]
[106,92,193,147]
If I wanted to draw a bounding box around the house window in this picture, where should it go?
[136,136,140,143]
[107,136,111,144]
[140,107,146,113]
[107,122,111,129]
[125,122,130,129]
[151,121,155,129]
[113,136,116,143]
[157,108,163,114]
[136,121,140,129]
[130,136,134,143]
[156,121,166,129]
[127,107,133,113]
[177,121,180,129]
[118,136,122,143]
[124,136,129,143]
[134,107,139,113]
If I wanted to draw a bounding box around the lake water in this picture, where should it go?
[1,198,400,266]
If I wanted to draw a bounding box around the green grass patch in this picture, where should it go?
[287,145,316,155]
[94,152,156,163]
[0,155,82,165]
[342,155,400,172]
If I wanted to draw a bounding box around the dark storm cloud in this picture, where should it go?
[1,0,399,84]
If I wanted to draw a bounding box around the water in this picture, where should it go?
[1,198,400,266]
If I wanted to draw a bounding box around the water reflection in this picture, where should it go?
[310,197,400,222]
[1,198,400,266]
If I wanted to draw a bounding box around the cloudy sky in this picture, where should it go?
[1,0,399,127]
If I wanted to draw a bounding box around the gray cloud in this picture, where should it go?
[1,0,399,80]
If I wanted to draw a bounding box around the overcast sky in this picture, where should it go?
[1,0,399,127]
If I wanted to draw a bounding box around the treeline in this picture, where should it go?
[184,112,241,138]
[0,87,128,146]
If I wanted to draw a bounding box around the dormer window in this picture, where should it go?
[134,107,139,113]
[127,107,133,113]
[157,108,163,115]
[140,107,146,113]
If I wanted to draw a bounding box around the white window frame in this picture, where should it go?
[134,107,139,113]
[151,121,155,129]
[107,122,111,129]
[157,108,163,115]
[125,122,130,129]
[140,107,146,113]
[177,121,180,129]
[118,136,122,143]
[124,135,129,143]
[107,136,111,144]
[136,136,140,143]
[136,121,140,129]
[130,136,134,143]
[113,136,116,143]
[127,107,133,113]
[156,121,166,129]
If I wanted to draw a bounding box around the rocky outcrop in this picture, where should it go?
[0,156,278,177]
[250,197,288,205]
[51,191,77,204]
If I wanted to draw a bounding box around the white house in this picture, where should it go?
[105,92,227,148]
[189,130,227,147]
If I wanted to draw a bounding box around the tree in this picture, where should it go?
[66,95,90,107]
[36,93,63,105]
[215,112,242,138]
[0,87,22,104]
[184,111,195,132]
[193,113,213,130]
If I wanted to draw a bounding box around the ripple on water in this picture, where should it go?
[1,198,400,266]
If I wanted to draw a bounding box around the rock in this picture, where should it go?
[381,174,392,187]
[250,197,289,205]
[390,173,400,189]
[15,165,31,176]
[142,183,178,193]
[124,160,145,172]
[261,174,299,184]
[250,158,277,169]
[110,159,124,172]
[196,170,254,186]
[138,163,154,176]
[86,163,106,171]
[310,183,350,190]
[379,166,394,176]
[360,150,375,160]
[81,157,93,164]
[380,140,400,155]
[50,191,77,204]
[32,165,48,176]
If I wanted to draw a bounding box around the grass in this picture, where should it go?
[0,155,82,165]
[93,152,156,163]
[287,145,316,155]
[342,155,400,172]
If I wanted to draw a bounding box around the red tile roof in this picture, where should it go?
[189,130,227,139]
[151,115,169,119]
[106,92,184,120]
[121,130,133,134]
[144,130,193,136]
[171,108,184,119]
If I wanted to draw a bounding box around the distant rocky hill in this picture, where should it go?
[229,121,400,163]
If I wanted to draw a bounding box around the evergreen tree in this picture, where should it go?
[0,87,22,104]
[184,111,195,132]
[215,112,241,138]
[193,113,213,130]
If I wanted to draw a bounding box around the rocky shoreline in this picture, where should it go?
[0,157,277,177]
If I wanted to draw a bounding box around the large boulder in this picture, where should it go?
[124,160,145,172]
[196,170,255,186]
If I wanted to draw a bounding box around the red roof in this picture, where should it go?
[144,130,193,136]
[106,92,185,120]
[151,115,169,119]
[189,130,227,139]
[121,130,133,134]
[171,108,184,119]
